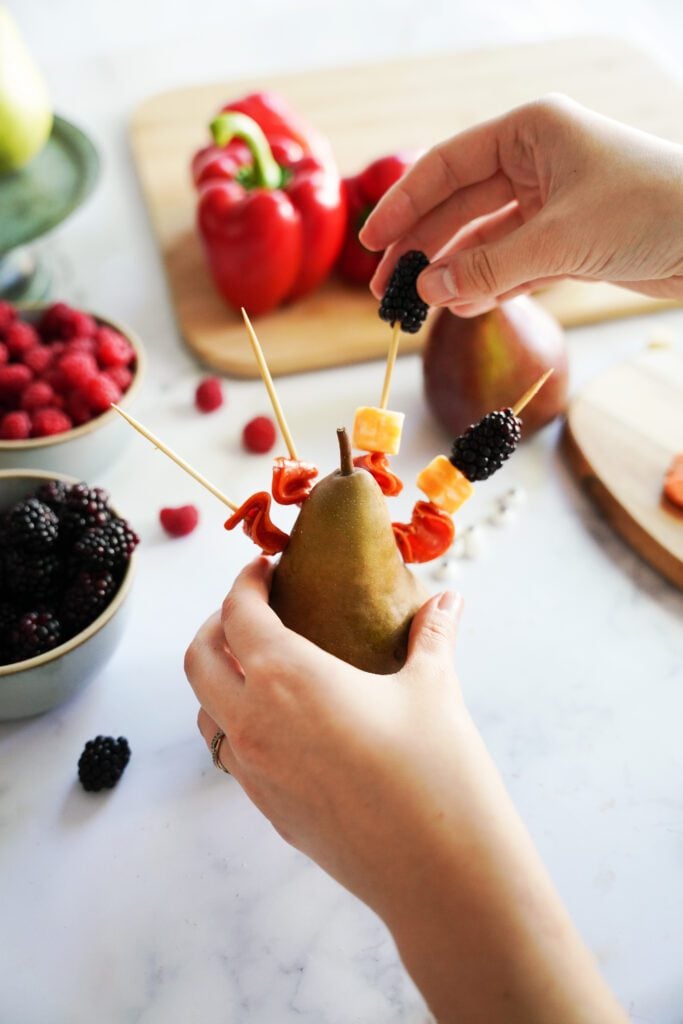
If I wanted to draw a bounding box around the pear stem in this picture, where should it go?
[337,427,354,475]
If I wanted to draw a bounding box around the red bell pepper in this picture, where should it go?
[352,452,403,497]
[194,94,345,316]
[271,457,319,505]
[337,152,416,285]
[392,500,455,563]
[224,491,289,555]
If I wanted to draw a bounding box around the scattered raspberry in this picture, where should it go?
[20,380,57,412]
[31,407,74,437]
[0,300,17,333]
[195,377,223,413]
[0,410,31,440]
[0,342,8,365]
[59,351,98,389]
[105,366,133,391]
[23,344,54,375]
[242,415,276,454]
[0,363,33,398]
[78,735,131,792]
[84,373,121,412]
[5,320,39,357]
[159,505,199,537]
[95,326,135,368]
[39,302,96,341]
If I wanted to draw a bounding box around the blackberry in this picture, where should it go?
[379,249,430,334]
[0,601,17,663]
[78,735,131,792]
[5,549,62,603]
[10,609,62,662]
[450,409,522,482]
[34,479,71,510]
[73,518,139,571]
[60,483,111,542]
[4,498,59,552]
[61,570,117,633]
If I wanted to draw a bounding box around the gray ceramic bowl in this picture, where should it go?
[0,470,136,721]
[0,305,145,479]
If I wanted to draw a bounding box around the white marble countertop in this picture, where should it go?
[1,2,683,1022]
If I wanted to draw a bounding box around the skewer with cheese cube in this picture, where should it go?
[352,406,405,455]
[417,455,474,513]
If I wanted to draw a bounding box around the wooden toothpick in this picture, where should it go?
[241,308,298,460]
[512,369,554,416]
[111,404,239,512]
[379,321,401,410]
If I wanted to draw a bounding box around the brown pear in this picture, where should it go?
[270,428,428,674]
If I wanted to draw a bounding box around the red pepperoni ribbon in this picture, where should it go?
[271,457,319,504]
[224,491,289,555]
[352,452,404,496]
[392,500,455,563]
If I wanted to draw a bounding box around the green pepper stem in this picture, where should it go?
[210,111,283,190]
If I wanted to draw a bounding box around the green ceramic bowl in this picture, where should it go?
[0,305,145,479]
[0,470,136,721]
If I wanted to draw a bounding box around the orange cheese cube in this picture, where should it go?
[417,455,474,513]
[352,407,404,455]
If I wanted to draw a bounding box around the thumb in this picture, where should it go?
[403,590,464,674]
[419,213,563,305]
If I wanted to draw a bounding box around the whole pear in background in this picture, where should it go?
[270,428,428,674]
[0,8,52,174]
[422,296,569,439]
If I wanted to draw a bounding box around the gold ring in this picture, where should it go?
[210,728,230,774]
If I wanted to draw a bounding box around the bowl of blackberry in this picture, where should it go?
[0,470,138,720]
[0,300,144,478]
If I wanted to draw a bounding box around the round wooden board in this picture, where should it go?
[564,347,683,589]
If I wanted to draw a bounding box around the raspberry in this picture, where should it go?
[84,373,121,412]
[104,366,133,392]
[74,518,139,570]
[0,300,17,333]
[0,410,31,440]
[159,505,199,537]
[23,345,54,375]
[78,735,131,792]
[20,381,57,412]
[4,497,59,551]
[31,407,73,437]
[379,250,430,334]
[450,409,522,482]
[242,415,276,454]
[95,326,135,368]
[59,351,98,389]
[5,321,39,358]
[39,303,96,341]
[65,390,93,426]
[10,610,62,662]
[0,363,33,398]
[61,569,117,633]
[60,483,111,541]
[0,342,8,365]
[195,377,223,413]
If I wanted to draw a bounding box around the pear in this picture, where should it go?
[270,428,428,674]
[0,8,52,174]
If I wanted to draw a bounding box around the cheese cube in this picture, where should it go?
[417,455,474,513]
[352,407,405,455]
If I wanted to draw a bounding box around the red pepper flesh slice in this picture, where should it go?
[271,457,319,505]
[224,491,289,556]
[392,500,455,564]
[353,452,403,497]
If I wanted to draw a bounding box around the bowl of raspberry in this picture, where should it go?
[0,470,138,720]
[0,300,145,478]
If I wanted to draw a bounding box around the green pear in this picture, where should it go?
[0,8,52,174]
[270,428,428,674]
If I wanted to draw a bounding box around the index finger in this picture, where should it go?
[359,114,504,252]
[221,556,293,671]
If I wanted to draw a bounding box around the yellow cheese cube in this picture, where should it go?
[352,407,405,455]
[417,455,474,513]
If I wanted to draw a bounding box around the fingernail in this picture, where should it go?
[419,265,457,304]
[437,590,463,615]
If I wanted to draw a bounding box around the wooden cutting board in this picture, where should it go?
[130,37,683,378]
[564,346,683,589]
